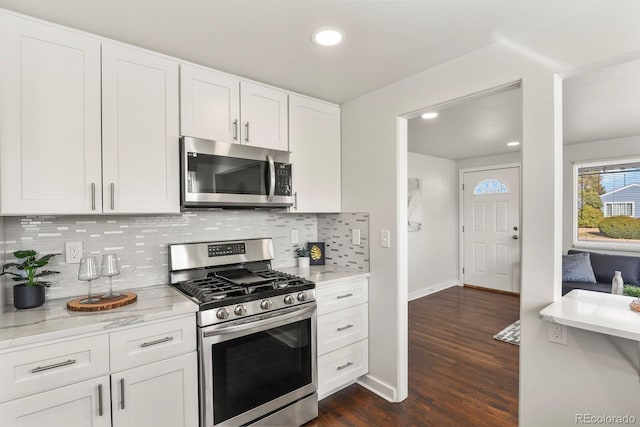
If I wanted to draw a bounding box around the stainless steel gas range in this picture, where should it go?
[169,238,318,427]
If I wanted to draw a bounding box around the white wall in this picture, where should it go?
[563,136,640,253]
[407,153,458,299]
[457,152,521,171]
[341,1,640,423]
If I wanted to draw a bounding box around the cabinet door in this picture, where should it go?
[102,43,180,214]
[111,352,198,427]
[0,376,111,427]
[180,64,240,143]
[0,14,102,215]
[289,95,341,212]
[240,81,288,151]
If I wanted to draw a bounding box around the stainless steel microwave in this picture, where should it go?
[180,137,294,208]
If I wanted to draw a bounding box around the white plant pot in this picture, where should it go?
[297,257,310,269]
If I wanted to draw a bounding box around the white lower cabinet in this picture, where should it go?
[0,376,111,427]
[111,352,198,427]
[316,277,369,399]
[0,315,197,427]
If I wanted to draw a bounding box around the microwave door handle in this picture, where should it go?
[267,155,275,201]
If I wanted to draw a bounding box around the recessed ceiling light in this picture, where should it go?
[311,27,344,46]
[506,141,520,147]
[421,112,439,119]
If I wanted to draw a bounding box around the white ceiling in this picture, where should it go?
[408,85,522,160]
[0,0,580,104]
[408,57,640,160]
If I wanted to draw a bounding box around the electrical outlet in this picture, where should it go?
[65,242,83,264]
[290,229,299,244]
[351,229,361,245]
[547,322,568,345]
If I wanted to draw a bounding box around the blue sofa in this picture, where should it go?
[562,250,640,296]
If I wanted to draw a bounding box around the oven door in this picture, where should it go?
[181,136,293,208]
[199,304,317,427]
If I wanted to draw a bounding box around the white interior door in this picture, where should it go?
[463,167,520,293]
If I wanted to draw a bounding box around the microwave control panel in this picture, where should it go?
[274,163,292,196]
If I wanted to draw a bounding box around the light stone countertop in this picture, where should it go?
[278,265,370,287]
[0,285,198,350]
[539,289,640,341]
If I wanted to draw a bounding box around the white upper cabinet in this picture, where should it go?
[289,95,341,213]
[180,70,288,151]
[0,14,103,215]
[240,81,289,151]
[180,65,240,143]
[102,43,180,214]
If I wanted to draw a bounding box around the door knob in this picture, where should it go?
[512,235,519,240]
[513,226,519,231]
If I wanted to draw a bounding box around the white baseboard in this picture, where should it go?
[356,374,398,402]
[408,280,461,301]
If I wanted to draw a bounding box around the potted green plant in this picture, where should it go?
[1,250,60,309]
[295,246,310,269]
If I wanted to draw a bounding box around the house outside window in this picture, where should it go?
[574,158,640,249]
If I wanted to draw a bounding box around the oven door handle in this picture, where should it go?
[267,154,275,201]
[203,304,315,337]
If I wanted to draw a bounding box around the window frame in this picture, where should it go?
[603,201,634,218]
[573,157,640,252]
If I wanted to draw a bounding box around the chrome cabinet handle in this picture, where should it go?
[140,336,174,348]
[337,324,354,332]
[337,361,353,371]
[91,183,96,211]
[336,293,353,300]
[110,183,115,210]
[120,378,125,409]
[293,192,298,210]
[233,119,238,141]
[267,155,275,201]
[31,359,76,373]
[244,122,249,143]
[98,384,104,416]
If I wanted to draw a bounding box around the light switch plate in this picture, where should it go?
[291,229,299,245]
[380,229,391,248]
[351,229,361,245]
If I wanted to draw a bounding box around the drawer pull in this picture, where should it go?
[140,336,174,348]
[336,293,353,300]
[337,361,354,371]
[98,384,104,416]
[337,324,354,332]
[31,359,77,373]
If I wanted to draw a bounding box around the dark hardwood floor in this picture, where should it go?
[306,286,520,427]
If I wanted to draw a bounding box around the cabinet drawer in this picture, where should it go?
[0,334,109,403]
[318,304,368,356]
[318,339,368,400]
[110,315,195,372]
[316,279,368,315]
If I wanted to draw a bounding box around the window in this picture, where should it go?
[604,202,634,217]
[574,158,640,248]
[473,178,508,195]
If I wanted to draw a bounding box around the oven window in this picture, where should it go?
[212,318,312,424]
[187,153,267,195]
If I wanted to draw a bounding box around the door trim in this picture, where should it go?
[458,163,522,286]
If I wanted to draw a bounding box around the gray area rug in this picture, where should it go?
[493,320,520,345]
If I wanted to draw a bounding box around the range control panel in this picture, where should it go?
[208,242,246,257]
[274,163,292,196]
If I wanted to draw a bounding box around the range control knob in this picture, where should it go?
[297,292,307,302]
[216,308,229,320]
[234,305,247,316]
[260,299,273,310]
[283,295,294,305]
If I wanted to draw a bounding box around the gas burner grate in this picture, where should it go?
[177,277,247,303]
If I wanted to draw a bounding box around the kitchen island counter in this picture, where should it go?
[0,284,197,350]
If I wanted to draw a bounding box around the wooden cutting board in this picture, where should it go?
[67,292,137,312]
